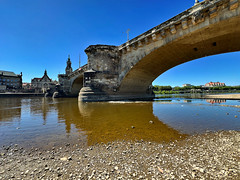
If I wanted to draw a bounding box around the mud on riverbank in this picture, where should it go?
[0,131,239,179]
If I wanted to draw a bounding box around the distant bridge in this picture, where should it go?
[59,0,240,101]
[58,64,88,96]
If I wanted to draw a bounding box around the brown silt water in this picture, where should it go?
[0,96,239,149]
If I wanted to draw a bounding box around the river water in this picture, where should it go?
[0,95,240,149]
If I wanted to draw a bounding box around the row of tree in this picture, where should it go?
[153,85,240,91]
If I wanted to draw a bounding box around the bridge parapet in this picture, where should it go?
[68,64,88,79]
[118,0,239,54]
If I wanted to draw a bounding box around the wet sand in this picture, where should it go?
[0,130,239,179]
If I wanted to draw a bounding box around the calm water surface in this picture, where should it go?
[0,95,240,148]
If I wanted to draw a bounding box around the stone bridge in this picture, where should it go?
[62,0,240,101]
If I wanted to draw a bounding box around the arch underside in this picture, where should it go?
[71,76,83,96]
[119,15,240,94]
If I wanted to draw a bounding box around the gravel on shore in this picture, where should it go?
[0,130,239,179]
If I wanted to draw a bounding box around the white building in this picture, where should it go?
[182,84,192,87]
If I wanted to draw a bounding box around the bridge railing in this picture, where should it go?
[68,64,88,78]
[118,0,235,51]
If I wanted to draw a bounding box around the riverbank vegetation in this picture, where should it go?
[153,85,240,94]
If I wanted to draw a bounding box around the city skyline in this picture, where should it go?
[1,0,240,86]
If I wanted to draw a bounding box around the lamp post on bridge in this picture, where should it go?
[126,29,130,42]
[79,54,81,68]
[194,0,199,6]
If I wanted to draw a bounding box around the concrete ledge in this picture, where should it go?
[79,94,155,102]
[0,93,45,98]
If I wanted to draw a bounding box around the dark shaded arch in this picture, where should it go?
[71,75,84,96]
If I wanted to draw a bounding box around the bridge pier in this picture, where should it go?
[78,58,154,101]
[78,87,155,102]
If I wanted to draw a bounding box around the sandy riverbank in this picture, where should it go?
[0,130,239,179]
[204,94,240,100]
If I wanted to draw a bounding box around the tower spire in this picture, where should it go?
[65,55,73,75]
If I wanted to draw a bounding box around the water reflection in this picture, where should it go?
[53,99,82,134]
[0,97,239,148]
[77,102,186,145]
[30,98,53,125]
[206,99,226,104]
[0,98,66,148]
[153,99,240,134]
[54,100,186,146]
[0,98,21,125]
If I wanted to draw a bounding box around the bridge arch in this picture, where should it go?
[118,3,240,94]
[70,75,84,96]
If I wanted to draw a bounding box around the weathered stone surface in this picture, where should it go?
[85,45,119,74]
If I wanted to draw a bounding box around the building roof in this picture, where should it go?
[31,70,52,82]
[0,70,18,77]
[40,70,52,82]
[32,78,41,82]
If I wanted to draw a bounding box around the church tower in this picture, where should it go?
[65,55,73,75]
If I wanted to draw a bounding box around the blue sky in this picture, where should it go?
[0,0,239,86]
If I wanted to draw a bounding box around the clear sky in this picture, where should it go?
[0,0,239,86]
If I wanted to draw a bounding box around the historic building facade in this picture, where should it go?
[0,70,22,90]
[31,70,56,93]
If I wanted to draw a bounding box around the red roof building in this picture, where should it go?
[205,81,226,87]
